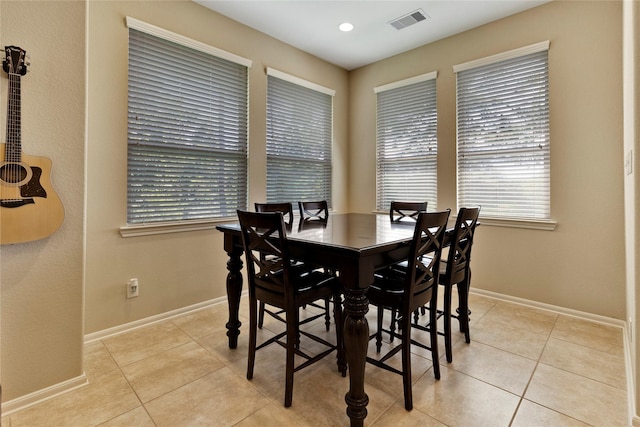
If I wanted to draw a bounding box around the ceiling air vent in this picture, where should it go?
[388,9,429,30]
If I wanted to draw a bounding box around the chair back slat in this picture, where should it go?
[298,200,329,220]
[255,202,294,227]
[389,201,427,222]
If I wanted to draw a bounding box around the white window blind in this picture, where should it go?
[127,24,249,224]
[266,69,333,206]
[375,73,438,211]
[455,43,550,220]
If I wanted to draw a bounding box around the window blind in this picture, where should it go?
[376,74,438,211]
[266,72,333,205]
[456,46,550,220]
[127,27,249,223]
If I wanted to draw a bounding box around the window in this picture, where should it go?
[126,18,250,225]
[266,68,333,205]
[455,41,550,222]
[375,72,438,211]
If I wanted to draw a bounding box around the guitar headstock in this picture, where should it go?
[3,46,28,76]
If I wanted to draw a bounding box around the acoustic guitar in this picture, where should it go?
[0,46,64,244]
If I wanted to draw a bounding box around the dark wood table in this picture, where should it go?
[217,213,423,426]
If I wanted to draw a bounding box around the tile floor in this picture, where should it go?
[2,293,629,426]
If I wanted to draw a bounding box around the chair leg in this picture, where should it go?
[324,297,331,331]
[376,306,384,353]
[284,307,298,407]
[258,301,265,328]
[443,283,453,363]
[333,292,347,376]
[247,295,258,380]
[400,314,413,410]
[389,308,397,342]
[458,274,471,343]
[429,299,441,380]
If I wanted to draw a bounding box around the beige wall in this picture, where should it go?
[85,1,349,334]
[349,1,626,319]
[0,1,86,401]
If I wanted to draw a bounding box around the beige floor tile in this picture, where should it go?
[511,399,592,427]
[286,361,381,426]
[8,370,140,427]
[540,337,626,389]
[121,341,225,402]
[478,301,557,335]
[370,400,447,427]
[524,363,628,426]
[448,339,536,395]
[144,368,270,426]
[364,349,437,401]
[84,341,120,381]
[102,321,193,367]
[551,315,624,356]
[234,403,306,426]
[410,365,521,427]
[472,317,550,360]
[99,406,156,427]
[171,304,230,339]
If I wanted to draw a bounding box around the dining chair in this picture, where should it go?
[255,202,294,228]
[297,200,333,321]
[253,202,331,330]
[298,200,329,221]
[366,210,450,410]
[389,201,427,222]
[237,210,344,407]
[433,206,480,362]
[386,201,428,341]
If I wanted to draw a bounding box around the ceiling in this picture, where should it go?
[195,1,551,70]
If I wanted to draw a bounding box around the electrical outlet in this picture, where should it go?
[127,278,139,298]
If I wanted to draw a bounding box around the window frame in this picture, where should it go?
[374,71,439,212]
[121,18,251,237]
[454,41,556,230]
[265,67,334,207]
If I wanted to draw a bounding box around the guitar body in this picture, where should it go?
[0,144,64,244]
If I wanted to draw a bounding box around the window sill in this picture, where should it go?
[473,216,557,231]
[120,218,236,238]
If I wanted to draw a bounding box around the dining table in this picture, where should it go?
[216,212,434,426]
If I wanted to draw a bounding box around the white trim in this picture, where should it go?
[374,71,438,94]
[2,374,88,416]
[471,288,625,328]
[120,218,235,238]
[84,296,228,343]
[266,67,336,96]
[125,16,252,68]
[473,216,557,231]
[453,40,550,73]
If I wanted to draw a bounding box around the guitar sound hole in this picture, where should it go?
[0,163,28,184]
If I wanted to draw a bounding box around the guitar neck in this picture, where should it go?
[5,72,21,162]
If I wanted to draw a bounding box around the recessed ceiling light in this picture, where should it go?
[338,22,354,32]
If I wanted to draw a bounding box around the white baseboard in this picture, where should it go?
[84,295,229,344]
[471,288,626,328]
[2,374,88,417]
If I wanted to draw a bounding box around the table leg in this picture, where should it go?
[343,287,369,427]
[225,246,244,348]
